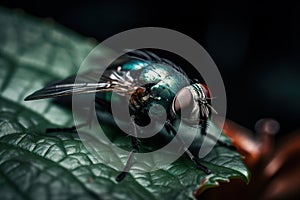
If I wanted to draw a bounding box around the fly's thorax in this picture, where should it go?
[137,62,188,85]
[137,63,170,83]
[127,62,189,115]
[171,83,212,125]
[147,78,190,117]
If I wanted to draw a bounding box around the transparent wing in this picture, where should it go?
[24,68,135,101]
[25,50,189,101]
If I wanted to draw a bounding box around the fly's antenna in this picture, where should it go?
[205,96,217,100]
[207,104,218,114]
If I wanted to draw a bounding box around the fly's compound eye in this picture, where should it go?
[198,83,211,99]
[172,83,212,125]
[172,87,193,115]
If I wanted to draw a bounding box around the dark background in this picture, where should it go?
[1,0,299,135]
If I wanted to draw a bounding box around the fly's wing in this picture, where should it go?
[24,68,134,101]
[25,51,190,101]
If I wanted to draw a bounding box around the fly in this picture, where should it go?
[24,50,234,181]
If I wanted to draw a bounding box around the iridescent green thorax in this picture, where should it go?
[127,60,190,117]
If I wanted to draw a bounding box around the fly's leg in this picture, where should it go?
[200,119,208,136]
[200,120,236,151]
[115,137,138,181]
[165,121,211,174]
[116,117,139,182]
[46,101,95,133]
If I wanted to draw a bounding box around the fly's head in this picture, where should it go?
[171,83,216,125]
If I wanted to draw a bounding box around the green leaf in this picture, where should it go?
[0,7,250,200]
